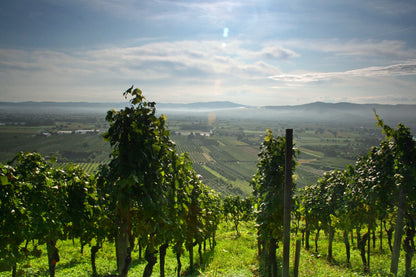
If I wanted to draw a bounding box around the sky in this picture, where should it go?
[0,0,415,106]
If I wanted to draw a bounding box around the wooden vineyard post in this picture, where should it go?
[283,129,293,277]
[390,185,405,275]
[294,239,301,277]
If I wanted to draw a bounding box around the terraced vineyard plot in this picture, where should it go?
[176,143,211,163]
[56,161,109,174]
[217,137,248,146]
[188,152,211,163]
[206,162,243,181]
[192,163,244,195]
[176,144,203,154]
[225,161,257,181]
[295,165,325,188]
[192,163,217,180]
[206,145,236,162]
[205,161,254,182]
[212,145,258,162]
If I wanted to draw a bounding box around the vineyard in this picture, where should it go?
[1,89,416,276]
[2,115,415,276]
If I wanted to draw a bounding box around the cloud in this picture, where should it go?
[85,40,289,80]
[69,0,252,26]
[0,40,295,81]
[269,61,416,84]
[254,46,299,60]
[173,0,246,15]
[0,40,297,102]
[267,60,416,105]
[2,34,415,105]
[286,39,416,59]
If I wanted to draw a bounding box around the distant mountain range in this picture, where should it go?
[1,100,415,127]
[264,101,416,111]
[260,101,416,127]
[0,100,246,111]
[1,100,414,110]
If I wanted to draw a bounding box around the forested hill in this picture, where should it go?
[264,101,416,114]
[261,102,416,126]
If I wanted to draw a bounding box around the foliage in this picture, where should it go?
[100,86,223,277]
[222,195,254,236]
[250,129,297,276]
[0,152,99,277]
[297,115,416,275]
[375,114,416,276]
[0,162,27,275]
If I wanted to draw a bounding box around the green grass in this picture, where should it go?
[3,222,414,277]
[290,230,413,277]
[1,222,258,277]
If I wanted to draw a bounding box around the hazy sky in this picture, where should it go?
[1,0,415,106]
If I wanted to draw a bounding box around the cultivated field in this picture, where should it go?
[0,111,384,195]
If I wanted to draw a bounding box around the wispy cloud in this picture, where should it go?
[86,40,291,80]
[269,61,416,84]
[267,60,416,105]
[285,39,416,59]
